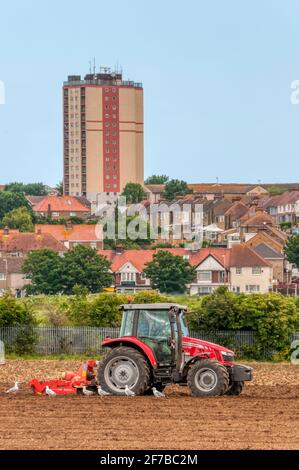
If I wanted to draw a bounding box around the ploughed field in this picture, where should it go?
[0,360,299,450]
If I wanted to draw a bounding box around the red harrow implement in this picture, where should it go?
[29,360,97,395]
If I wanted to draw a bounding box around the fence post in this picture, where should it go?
[0,340,5,365]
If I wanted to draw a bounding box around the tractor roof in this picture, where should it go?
[120,303,188,311]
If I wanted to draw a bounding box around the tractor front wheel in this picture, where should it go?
[187,359,229,397]
[98,346,150,396]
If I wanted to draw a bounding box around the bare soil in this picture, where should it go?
[0,360,299,450]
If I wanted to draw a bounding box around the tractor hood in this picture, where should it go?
[182,336,235,358]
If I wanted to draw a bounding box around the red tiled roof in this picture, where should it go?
[188,248,230,268]
[97,248,187,272]
[229,244,271,268]
[35,224,103,242]
[224,201,249,220]
[33,196,90,213]
[0,232,66,253]
[241,210,275,227]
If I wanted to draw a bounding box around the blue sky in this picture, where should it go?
[0,0,299,186]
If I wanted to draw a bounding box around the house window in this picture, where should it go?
[140,273,147,280]
[121,272,136,282]
[198,286,212,295]
[0,273,6,280]
[236,267,242,275]
[197,271,212,282]
[252,267,262,275]
[52,212,60,217]
[70,212,77,217]
[246,285,260,292]
[90,242,97,249]
[232,286,240,293]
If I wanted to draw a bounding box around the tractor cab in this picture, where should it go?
[99,303,253,397]
[119,303,188,365]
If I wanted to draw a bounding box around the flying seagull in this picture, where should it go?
[152,387,166,398]
[45,385,56,397]
[124,385,135,397]
[82,386,94,396]
[5,382,19,394]
[97,386,110,396]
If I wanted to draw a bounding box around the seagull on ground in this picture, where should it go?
[5,382,19,394]
[82,386,94,396]
[97,386,110,396]
[45,385,56,397]
[124,385,135,397]
[152,387,166,398]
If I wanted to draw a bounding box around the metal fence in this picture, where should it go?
[0,326,260,356]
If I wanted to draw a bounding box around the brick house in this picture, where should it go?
[0,229,66,257]
[30,195,91,220]
[263,191,299,225]
[98,248,187,293]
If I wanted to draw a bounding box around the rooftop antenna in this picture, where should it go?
[89,60,92,74]
[93,57,96,75]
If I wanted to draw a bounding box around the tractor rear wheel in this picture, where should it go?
[226,381,244,396]
[98,347,150,396]
[187,359,229,397]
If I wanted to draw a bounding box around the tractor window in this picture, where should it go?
[137,310,171,340]
[120,310,135,337]
[180,313,189,337]
[137,310,172,365]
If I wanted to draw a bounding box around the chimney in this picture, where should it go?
[47,203,52,217]
[116,244,124,254]
[64,221,73,231]
[3,226,9,236]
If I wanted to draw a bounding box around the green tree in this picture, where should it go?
[88,294,124,327]
[62,245,112,294]
[284,235,299,268]
[121,182,147,203]
[0,294,36,326]
[197,286,244,330]
[145,175,169,185]
[194,287,299,357]
[163,179,193,200]
[2,206,34,232]
[144,250,195,294]
[55,181,64,196]
[22,249,64,295]
[5,182,47,196]
[0,192,31,220]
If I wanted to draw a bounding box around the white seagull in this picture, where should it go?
[5,381,19,394]
[124,385,135,397]
[82,386,94,396]
[45,385,56,397]
[152,387,166,398]
[97,386,110,397]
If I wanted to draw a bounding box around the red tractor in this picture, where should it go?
[98,303,253,396]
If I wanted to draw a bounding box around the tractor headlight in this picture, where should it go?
[221,351,235,362]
